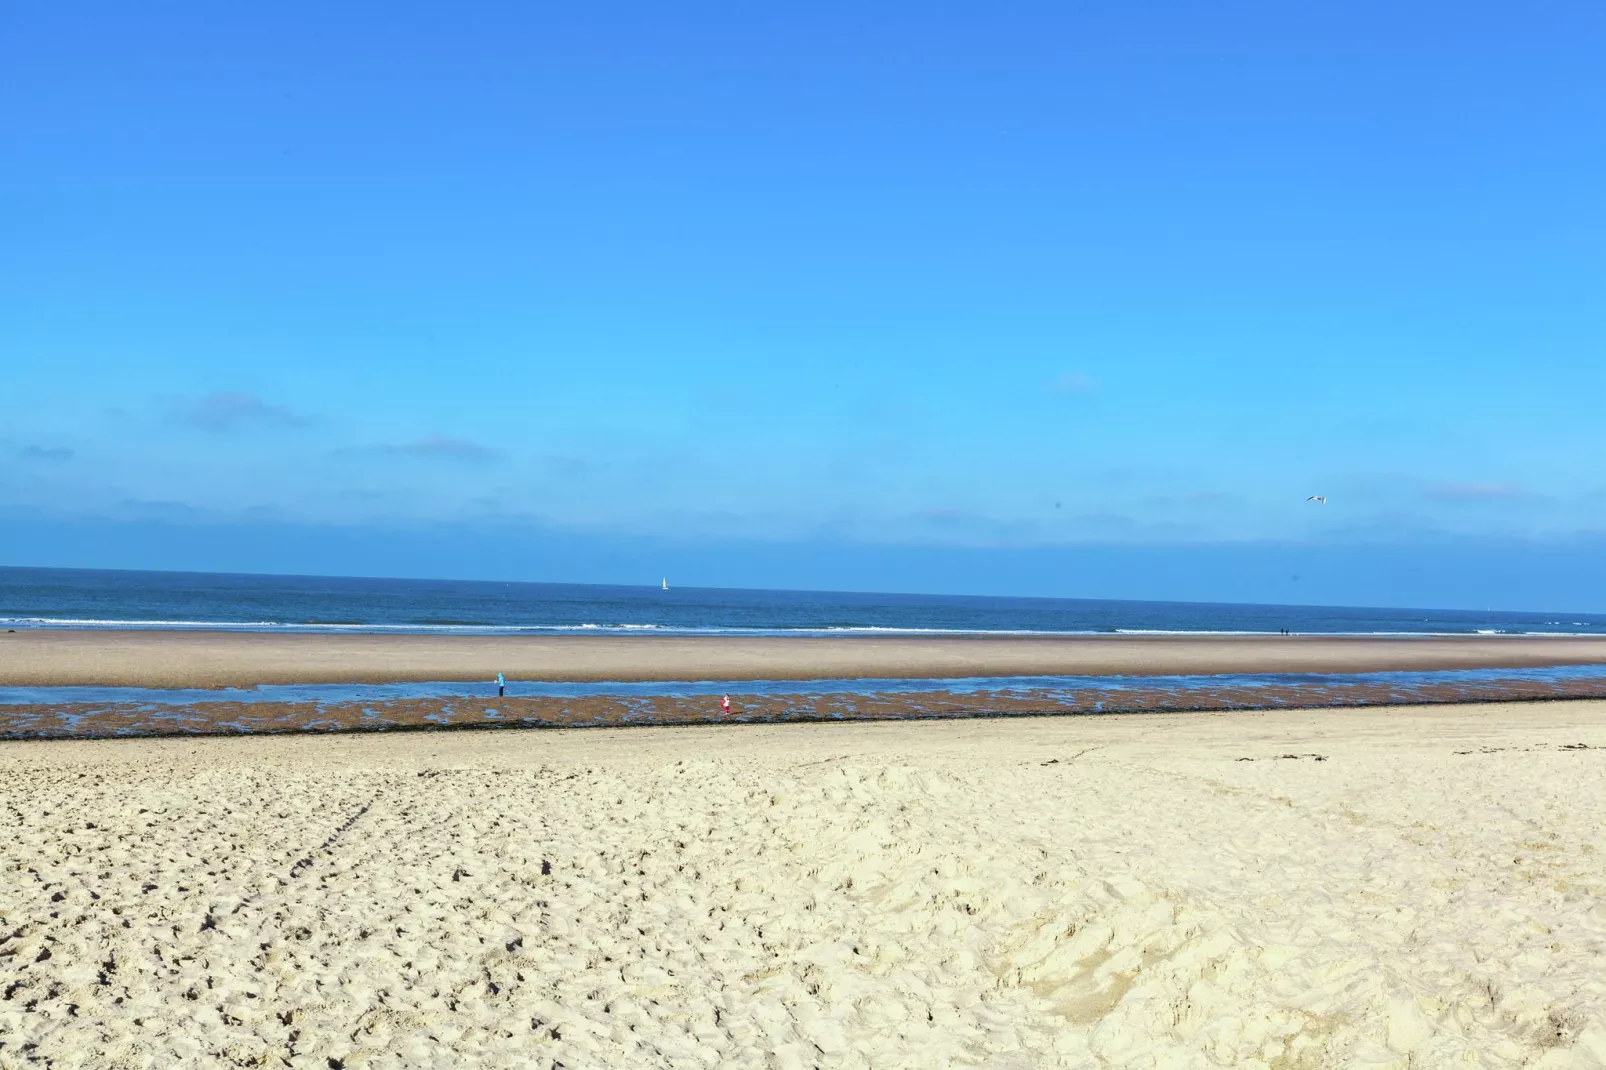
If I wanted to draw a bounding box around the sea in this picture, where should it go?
[5,565,1606,637]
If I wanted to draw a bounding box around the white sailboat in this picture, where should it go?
[661,577,669,591]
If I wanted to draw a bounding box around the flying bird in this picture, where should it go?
[1306,495,1327,504]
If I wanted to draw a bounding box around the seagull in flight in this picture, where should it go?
[1306,495,1327,504]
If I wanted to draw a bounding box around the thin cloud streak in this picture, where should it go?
[19,445,74,461]
[167,392,313,432]
[343,435,502,461]
[1050,371,1096,396]
[398,435,501,461]
[1429,482,1526,501]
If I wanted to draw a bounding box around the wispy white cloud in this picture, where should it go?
[168,391,313,432]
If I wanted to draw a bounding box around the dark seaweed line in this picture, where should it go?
[5,682,1606,742]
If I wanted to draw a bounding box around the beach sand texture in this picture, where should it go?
[4,703,1606,1068]
[8,629,1606,687]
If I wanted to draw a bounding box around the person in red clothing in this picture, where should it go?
[721,694,731,714]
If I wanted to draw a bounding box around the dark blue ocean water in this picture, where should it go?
[5,565,1606,636]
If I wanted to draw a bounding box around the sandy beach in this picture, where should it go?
[7,629,1606,687]
[4,702,1605,1067]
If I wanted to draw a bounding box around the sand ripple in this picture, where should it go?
[4,704,1606,1067]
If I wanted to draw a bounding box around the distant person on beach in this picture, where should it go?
[496,672,505,697]
[722,694,731,715]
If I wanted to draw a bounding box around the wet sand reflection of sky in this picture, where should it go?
[4,665,1606,740]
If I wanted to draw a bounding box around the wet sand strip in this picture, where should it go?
[10,629,1606,687]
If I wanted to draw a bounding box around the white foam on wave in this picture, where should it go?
[2,617,1600,639]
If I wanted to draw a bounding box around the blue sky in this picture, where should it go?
[4,2,1605,605]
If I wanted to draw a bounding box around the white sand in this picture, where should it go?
[4,702,1606,1068]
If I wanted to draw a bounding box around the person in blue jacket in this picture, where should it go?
[496,672,505,697]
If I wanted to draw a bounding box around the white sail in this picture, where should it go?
[661,578,669,590]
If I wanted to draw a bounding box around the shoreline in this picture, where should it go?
[5,628,1606,688]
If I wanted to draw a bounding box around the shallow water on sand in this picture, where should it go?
[5,664,1606,740]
